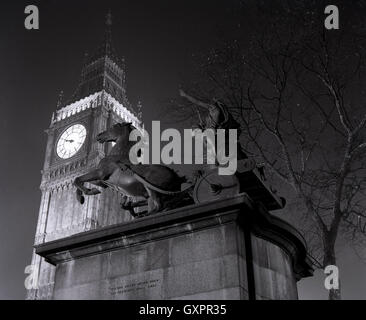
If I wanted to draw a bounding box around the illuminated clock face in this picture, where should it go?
[56,124,87,159]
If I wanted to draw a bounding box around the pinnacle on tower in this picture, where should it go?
[56,90,64,110]
[103,10,113,56]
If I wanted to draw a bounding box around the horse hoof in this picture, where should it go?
[76,190,85,204]
[121,203,129,210]
[89,188,101,195]
[77,194,85,204]
[76,192,85,204]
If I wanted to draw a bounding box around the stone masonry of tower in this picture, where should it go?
[26,14,142,300]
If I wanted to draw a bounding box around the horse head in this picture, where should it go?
[96,122,133,144]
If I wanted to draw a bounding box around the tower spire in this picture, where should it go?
[68,11,131,109]
[104,9,113,56]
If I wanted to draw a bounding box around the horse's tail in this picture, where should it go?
[132,172,193,195]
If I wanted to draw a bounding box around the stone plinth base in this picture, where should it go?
[35,194,313,300]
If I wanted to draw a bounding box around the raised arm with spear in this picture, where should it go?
[179,89,246,160]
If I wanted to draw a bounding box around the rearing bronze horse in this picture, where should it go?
[73,122,187,214]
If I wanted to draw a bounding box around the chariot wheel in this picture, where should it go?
[193,169,240,204]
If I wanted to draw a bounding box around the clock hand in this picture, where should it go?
[65,139,75,143]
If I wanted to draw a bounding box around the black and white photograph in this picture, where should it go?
[0,0,366,308]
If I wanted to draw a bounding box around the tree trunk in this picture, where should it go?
[323,236,341,300]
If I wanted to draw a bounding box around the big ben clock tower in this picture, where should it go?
[27,13,142,300]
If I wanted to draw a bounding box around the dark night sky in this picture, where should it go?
[0,0,365,299]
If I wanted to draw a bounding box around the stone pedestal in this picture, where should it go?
[35,194,313,300]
